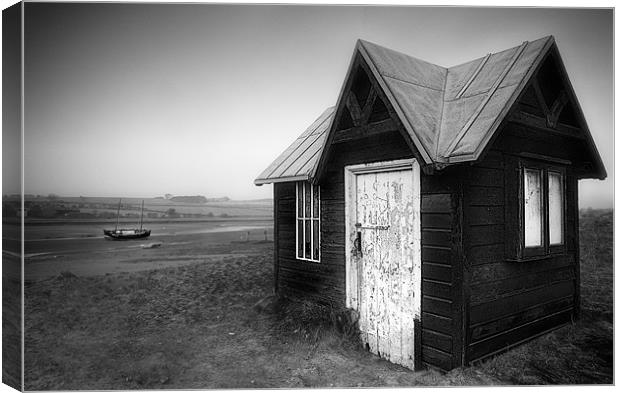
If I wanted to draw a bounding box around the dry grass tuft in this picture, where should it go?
[263,297,360,347]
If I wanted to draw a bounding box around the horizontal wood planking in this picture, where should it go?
[469,295,573,342]
[470,265,575,305]
[469,279,574,325]
[466,167,504,187]
[472,150,504,169]
[471,253,574,284]
[422,312,453,336]
[421,345,453,371]
[421,172,456,194]
[423,279,452,299]
[420,188,458,368]
[421,213,452,229]
[279,282,345,306]
[422,262,452,283]
[422,296,453,318]
[278,259,345,274]
[422,328,453,353]
[421,229,452,247]
[275,182,296,197]
[278,269,344,293]
[277,274,340,294]
[460,117,586,365]
[422,246,452,264]
[466,206,504,226]
[467,244,504,266]
[498,123,590,164]
[467,186,504,206]
[421,194,452,213]
[467,224,504,247]
[467,309,573,362]
[275,180,346,303]
[332,118,398,143]
[324,132,413,174]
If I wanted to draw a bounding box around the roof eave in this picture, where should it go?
[311,40,363,181]
[549,41,607,181]
[254,174,311,186]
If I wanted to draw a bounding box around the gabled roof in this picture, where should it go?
[354,36,558,164]
[256,36,606,185]
[254,107,334,185]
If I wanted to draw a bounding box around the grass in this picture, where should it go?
[25,244,274,389]
[22,210,613,388]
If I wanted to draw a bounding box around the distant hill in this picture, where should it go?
[166,195,231,203]
[14,194,272,220]
[169,195,208,204]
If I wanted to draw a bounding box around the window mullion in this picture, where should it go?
[318,186,321,262]
[543,169,549,253]
[295,181,320,263]
[303,182,306,260]
[296,182,300,259]
[308,183,314,260]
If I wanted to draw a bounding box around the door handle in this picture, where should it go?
[354,223,362,256]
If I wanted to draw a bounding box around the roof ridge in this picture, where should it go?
[357,40,437,164]
[382,74,444,92]
[256,35,605,184]
[358,39,448,72]
[442,41,530,158]
[433,67,449,161]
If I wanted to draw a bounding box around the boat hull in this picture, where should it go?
[103,229,151,240]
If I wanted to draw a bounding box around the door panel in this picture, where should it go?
[354,168,417,369]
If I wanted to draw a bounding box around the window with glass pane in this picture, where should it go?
[524,169,543,247]
[548,172,564,245]
[296,182,320,262]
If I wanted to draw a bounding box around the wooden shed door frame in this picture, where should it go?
[344,158,422,368]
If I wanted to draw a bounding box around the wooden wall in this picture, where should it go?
[273,118,583,369]
[270,45,595,371]
[419,169,463,370]
[273,130,464,371]
[274,181,345,305]
[274,131,413,306]
[462,120,581,363]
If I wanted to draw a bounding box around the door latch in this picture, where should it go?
[354,223,362,256]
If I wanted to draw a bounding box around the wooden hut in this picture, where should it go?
[254,36,606,371]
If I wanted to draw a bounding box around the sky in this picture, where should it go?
[16,3,614,207]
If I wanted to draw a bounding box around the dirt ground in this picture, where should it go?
[21,212,613,388]
[22,220,272,280]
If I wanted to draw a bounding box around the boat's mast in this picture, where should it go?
[139,200,144,231]
[115,199,121,231]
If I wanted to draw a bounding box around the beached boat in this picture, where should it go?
[104,199,151,240]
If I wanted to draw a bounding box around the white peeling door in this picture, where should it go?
[345,160,421,370]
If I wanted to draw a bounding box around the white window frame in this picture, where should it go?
[520,161,566,258]
[524,168,544,248]
[548,170,565,246]
[295,181,320,263]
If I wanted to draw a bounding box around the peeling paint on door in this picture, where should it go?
[345,159,421,370]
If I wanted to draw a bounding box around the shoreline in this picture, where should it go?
[5,216,272,226]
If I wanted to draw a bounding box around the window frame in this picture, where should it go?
[522,165,545,257]
[519,159,567,260]
[295,181,321,263]
[547,169,566,254]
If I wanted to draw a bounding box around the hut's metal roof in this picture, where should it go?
[256,36,606,185]
[254,107,334,185]
[358,36,554,164]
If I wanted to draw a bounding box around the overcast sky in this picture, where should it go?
[20,4,613,207]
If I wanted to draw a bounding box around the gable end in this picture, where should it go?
[314,42,434,182]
